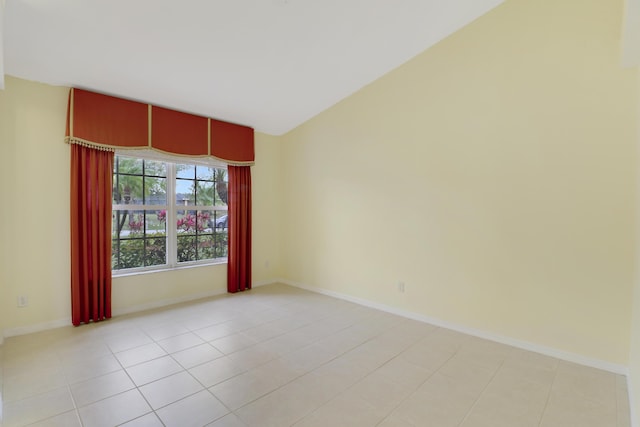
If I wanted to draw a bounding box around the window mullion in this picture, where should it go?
[167,163,177,268]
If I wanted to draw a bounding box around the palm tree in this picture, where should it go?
[113,157,145,235]
[215,169,228,205]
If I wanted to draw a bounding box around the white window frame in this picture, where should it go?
[112,152,228,276]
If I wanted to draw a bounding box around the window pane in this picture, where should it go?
[146,210,166,234]
[210,211,228,230]
[114,176,144,204]
[197,235,214,260]
[214,180,228,206]
[145,177,167,204]
[117,157,142,174]
[112,210,144,238]
[177,235,196,262]
[144,160,166,177]
[214,169,228,206]
[214,231,228,258]
[113,238,144,269]
[197,211,211,232]
[176,179,195,206]
[176,164,195,179]
[127,212,145,235]
[145,236,166,267]
[112,210,167,270]
[196,165,214,180]
[176,211,197,234]
[196,181,214,206]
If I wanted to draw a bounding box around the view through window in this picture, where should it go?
[112,155,228,271]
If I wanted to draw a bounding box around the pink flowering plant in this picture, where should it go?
[157,210,224,262]
[112,209,227,269]
[158,210,210,232]
[128,214,144,233]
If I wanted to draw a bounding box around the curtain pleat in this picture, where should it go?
[227,166,252,293]
[71,144,114,326]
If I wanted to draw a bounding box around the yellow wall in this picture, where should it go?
[0,76,283,336]
[252,133,284,282]
[0,77,71,336]
[629,67,640,427]
[281,0,638,365]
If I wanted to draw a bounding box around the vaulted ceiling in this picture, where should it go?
[2,0,559,135]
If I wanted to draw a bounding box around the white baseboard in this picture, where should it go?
[3,318,71,339]
[112,288,228,316]
[252,279,276,288]
[281,279,629,376]
[0,282,281,342]
[0,279,630,378]
[113,280,278,316]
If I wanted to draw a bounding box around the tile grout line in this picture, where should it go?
[455,358,506,427]
[0,301,387,427]
[67,308,400,427]
[138,321,237,426]
[108,327,158,427]
[73,323,176,425]
[379,328,462,425]
[227,309,409,425]
[373,329,459,427]
[1,285,628,427]
[536,359,561,427]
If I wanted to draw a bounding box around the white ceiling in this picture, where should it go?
[3,0,504,135]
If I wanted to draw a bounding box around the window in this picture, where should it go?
[112,154,228,272]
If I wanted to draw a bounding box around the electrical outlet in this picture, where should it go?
[397,282,405,293]
[265,260,270,269]
[17,296,28,308]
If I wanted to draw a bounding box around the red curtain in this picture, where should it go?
[70,144,114,325]
[227,166,252,293]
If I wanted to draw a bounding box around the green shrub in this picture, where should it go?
[112,230,228,270]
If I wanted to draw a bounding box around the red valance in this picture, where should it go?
[65,88,254,165]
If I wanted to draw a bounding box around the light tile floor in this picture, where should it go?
[0,283,631,427]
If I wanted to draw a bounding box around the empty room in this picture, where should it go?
[1,0,640,426]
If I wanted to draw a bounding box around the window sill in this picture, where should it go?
[112,258,228,278]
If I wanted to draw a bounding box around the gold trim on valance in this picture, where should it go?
[65,88,255,165]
